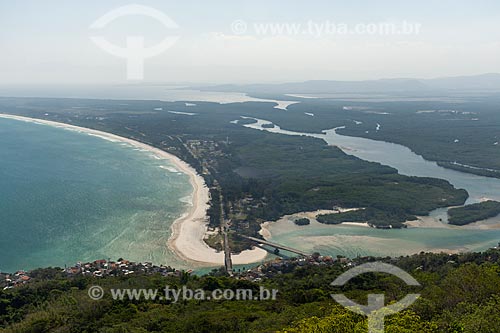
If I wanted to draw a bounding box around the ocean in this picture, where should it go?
[0,118,192,273]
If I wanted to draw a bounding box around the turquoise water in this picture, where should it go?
[265,217,500,258]
[0,118,193,273]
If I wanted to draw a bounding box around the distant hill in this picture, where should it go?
[192,73,500,95]
[425,73,500,91]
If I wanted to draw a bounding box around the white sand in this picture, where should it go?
[0,113,267,266]
[405,213,500,230]
[404,216,453,229]
[340,222,370,227]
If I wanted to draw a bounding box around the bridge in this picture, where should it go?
[224,231,233,276]
[239,235,310,257]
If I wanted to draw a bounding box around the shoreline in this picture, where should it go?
[0,113,267,267]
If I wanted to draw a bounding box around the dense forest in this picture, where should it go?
[448,200,500,225]
[293,218,310,226]
[316,208,411,228]
[3,250,500,332]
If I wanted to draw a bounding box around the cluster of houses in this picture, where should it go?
[1,259,189,290]
[63,259,187,278]
[1,270,31,290]
[237,254,353,282]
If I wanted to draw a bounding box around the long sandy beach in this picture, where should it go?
[0,113,267,266]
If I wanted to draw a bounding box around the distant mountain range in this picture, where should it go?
[192,73,500,95]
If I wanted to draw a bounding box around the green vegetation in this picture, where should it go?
[317,210,364,224]
[448,200,500,225]
[4,250,500,332]
[294,218,310,226]
[438,161,500,178]
[204,233,224,252]
[317,208,411,228]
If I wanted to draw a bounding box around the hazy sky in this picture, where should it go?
[1,0,500,84]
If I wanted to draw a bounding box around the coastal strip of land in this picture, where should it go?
[0,113,267,266]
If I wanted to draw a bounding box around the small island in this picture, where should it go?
[293,218,310,226]
[448,200,500,225]
[261,123,275,129]
[316,208,411,229]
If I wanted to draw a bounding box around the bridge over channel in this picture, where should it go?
[239,235,310,257]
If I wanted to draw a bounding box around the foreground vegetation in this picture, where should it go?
[448,200,500,225]
[3,250,500,332]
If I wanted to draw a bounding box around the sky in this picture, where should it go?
[1,0,500,84]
